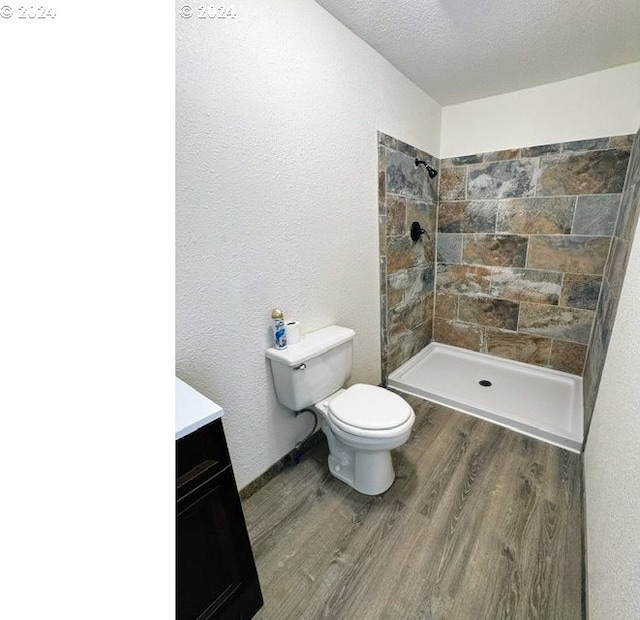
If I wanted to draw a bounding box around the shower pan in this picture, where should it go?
[388,342,583,452]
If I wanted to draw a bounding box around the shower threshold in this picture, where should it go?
[387,342,583,453]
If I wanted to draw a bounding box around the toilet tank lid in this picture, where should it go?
[265,325,355,367]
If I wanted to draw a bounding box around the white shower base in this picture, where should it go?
[387,342,583,453]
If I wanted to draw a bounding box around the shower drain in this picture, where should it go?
[479,380,492,387]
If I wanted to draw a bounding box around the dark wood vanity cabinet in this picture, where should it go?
[176,419,263,620]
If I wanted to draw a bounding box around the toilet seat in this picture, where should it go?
[327,384,413,437]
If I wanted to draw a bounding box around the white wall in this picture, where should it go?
[176,0,441,488]
[441,63,640,158]
[584,219,640,619]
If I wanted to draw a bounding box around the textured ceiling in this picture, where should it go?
[314,0,640,105]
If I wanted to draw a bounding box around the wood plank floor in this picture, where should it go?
[242,396,583,620]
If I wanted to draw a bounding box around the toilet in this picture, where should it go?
[266,325,415,495]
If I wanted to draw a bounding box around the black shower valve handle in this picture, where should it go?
[410,221,430,242]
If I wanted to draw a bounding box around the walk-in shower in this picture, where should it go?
[379,127,640,455]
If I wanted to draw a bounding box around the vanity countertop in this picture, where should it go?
[175,377,224,440]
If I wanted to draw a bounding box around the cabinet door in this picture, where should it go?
[176,465,259,620]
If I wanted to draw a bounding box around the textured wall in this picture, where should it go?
[584,143,640,617]
[441,63,640,157]
[176,0,441,489]
[378,133,438,379]
[583,128,640,435]
[433,137,632,380]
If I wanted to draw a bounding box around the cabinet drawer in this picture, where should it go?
[177,460,233,511]
[177,418,229,483]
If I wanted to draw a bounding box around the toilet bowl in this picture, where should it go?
[266,325,415,495]
[314,384,415,494]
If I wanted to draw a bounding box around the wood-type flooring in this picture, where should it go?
[242,396,583,620]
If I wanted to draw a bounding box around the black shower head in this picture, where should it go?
[414,158,438,178]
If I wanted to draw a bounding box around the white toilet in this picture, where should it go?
[266,325,415,495]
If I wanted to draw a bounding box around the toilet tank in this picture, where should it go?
[266,325,355,411]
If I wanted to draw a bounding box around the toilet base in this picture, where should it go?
[321,423,396,495]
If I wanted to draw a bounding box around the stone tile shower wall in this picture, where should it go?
[434,136,633,377]
[583,128,640,435]
[378,132,438,381]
